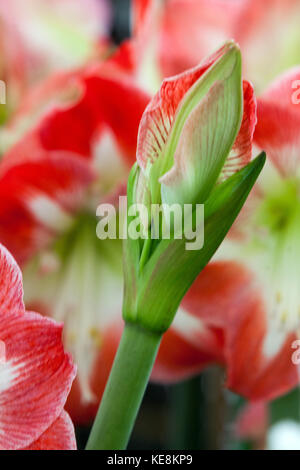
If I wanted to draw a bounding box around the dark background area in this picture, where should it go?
[109,0,131,45]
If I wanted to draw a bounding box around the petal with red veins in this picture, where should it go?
[0,341,5,364]
[220,80,257,180]
[159,74,248,205]
[0,309,76,450]
[0,244,24,314]
[23,411,76,450]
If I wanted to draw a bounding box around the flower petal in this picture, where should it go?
[220,80,256,180]
[225,304,298,401]
[0,243,24,314]
[255,68,300,175]
[161,261,299,400]
[85,75,150,164]
[152,309,224,383]
[0,308,76,449]
[34,73,150,165]
[0,154,93,264]
[261,66,300,111]
[216,262,299,400]
[23,411,76,450]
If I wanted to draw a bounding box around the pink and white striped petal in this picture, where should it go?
[0,309,76,449]
[0,244,24,314]
[23,411,76,450]
[221,80,256,180]
[0,243,76,449]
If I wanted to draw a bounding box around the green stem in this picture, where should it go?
[86,322,162,450]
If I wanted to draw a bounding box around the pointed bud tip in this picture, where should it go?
[210,40,242,83]
[223,39,241,53]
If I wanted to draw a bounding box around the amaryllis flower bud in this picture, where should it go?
[136,41,244,207]
[123,41,265,334]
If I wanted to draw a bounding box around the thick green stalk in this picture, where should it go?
[86,322,162,450]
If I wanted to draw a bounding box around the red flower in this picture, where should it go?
[0,243,76,450]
